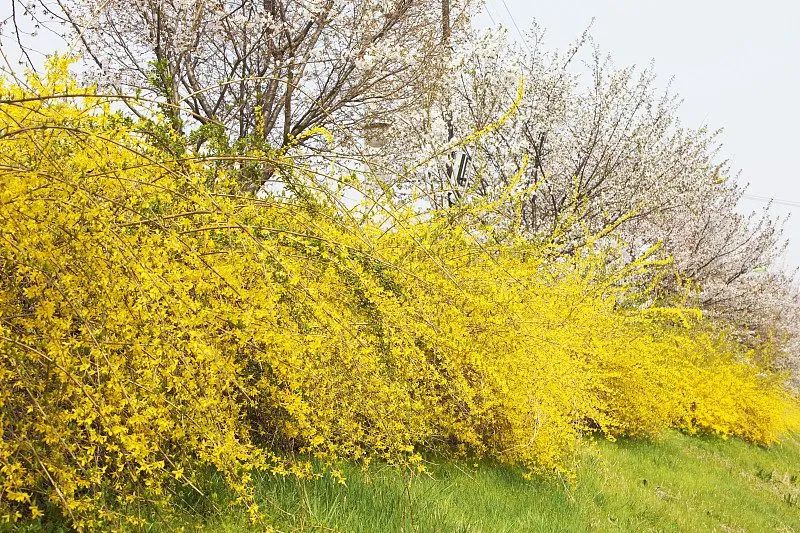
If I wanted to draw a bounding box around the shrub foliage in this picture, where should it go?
[1,63,798,529]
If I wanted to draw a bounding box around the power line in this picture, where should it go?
[742,194,800,209]
[498,0,528,44]
[482,1,497,26]
[485,0,535,58]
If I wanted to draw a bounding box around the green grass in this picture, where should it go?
[16,431,800,532]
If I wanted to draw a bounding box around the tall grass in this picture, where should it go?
[18,431,799,532]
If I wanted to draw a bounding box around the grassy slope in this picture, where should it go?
[195,431,800,532]
[18,431,800,532]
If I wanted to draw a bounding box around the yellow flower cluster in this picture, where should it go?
[1,61,798,529]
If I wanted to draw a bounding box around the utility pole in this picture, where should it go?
[442,0,456,205]
[442,0,451,45]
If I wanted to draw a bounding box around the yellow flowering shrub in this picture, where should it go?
[0,62,798,528]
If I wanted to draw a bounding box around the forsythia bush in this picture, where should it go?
[1,62,798,529]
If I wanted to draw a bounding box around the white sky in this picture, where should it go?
[482,0,800,270]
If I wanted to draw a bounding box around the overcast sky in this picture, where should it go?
[481,0,800,269]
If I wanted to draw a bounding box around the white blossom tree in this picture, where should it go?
[378,25,799,380]
[7,0,477,188]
